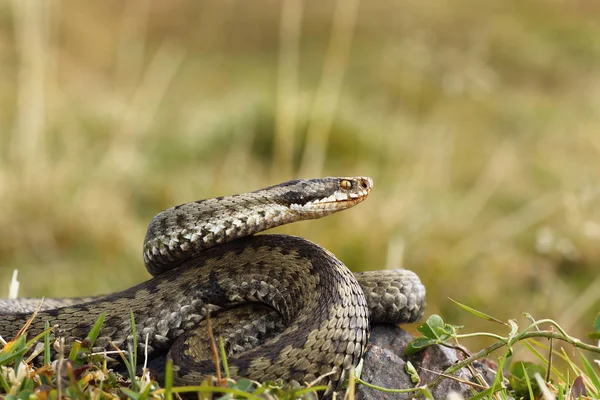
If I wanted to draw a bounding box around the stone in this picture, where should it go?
[356,324,494,400]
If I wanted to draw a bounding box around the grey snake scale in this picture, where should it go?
[0,177,426,396]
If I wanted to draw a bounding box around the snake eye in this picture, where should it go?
[340,179,352,190]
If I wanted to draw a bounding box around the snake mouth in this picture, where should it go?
[289,176,373,214]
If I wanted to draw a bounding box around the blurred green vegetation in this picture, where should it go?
[0,0,599,357]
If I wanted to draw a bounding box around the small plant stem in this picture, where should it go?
[205,307,224,385]
[354,376,423,394]
[164,358,173,400]
[218,337,230,380]
[546,332,553,383]
[523,319,572,339]
[455,332,507,341]
[427,331,600,390]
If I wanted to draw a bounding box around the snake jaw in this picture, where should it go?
[288,176,373,215]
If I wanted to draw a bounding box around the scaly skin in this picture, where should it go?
[0,177,426,397]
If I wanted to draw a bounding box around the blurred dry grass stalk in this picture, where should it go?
[0,0,599,354]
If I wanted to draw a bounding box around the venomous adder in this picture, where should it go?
[0,177,426,396]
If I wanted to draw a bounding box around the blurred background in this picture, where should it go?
[1,0,599,357]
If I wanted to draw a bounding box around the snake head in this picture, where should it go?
[278,176,373,216]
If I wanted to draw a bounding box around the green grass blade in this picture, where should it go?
[121,387,141,399]
[43,321,51,365]
[11,335,26,370]
[130,311,137,363]
[114,342,133,385]
[579,351,600,393]
[0,336,28,364]
[489,351,507,396]
[556,382,565,400]
[87,312,106,347]
[167,385,264,399]
[469,387,494,400]
[290,385,328,397]
[127,343,138,392]
[521,339,565,382]
[65,362,85,399]
[24,325,55,349]
[0,370,10,393]
[419,387,435,399]
[137,380,153,400]
[164,358,173,400]
[354,376,421,394]
[218,337,230,380]
[522,363,535,400]
[68,341,81,361]
[128,311,139,392]
[448,298,505,325]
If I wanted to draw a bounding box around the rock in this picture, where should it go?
[419,344,474,399]
[356,345,413,400]
[356,324,493,400]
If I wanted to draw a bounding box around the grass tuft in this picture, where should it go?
[2,303,599,399]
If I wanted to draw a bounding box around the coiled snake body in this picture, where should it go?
[0,177,426,396]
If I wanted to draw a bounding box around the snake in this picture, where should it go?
[0,177,426,396]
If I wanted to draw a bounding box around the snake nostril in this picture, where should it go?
[360,180,369,190]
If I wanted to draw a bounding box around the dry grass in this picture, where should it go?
[0,0,599,356]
